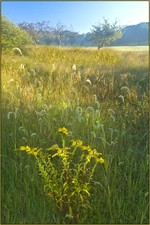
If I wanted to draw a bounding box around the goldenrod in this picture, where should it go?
[71,139,83,147]
[96,157,104,164]
[58,127,69,136]
[82,145,91,152]
[20,145,31,152]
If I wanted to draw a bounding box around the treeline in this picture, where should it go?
[2,15,149,52]
[17,20,148,47]
[18,22,149,46]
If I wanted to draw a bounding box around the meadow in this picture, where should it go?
[1,46,149,224]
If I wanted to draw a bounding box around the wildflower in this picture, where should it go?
[52,147,70,158]
[47,144,60,151]
[71,139,83,147]
[90,149,102,157]
[96,157,104,164]
[20,146,41,156]
[27,149,38,157]
[82,145,91,152]
[86,155,92,162]
[58,127,69,136]
[20,145,31,152]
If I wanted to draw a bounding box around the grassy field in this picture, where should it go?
[106,45,149,51]
[71,45,149,52]
[1,46,149,224]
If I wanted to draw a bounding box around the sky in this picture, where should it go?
[2,1,149,34]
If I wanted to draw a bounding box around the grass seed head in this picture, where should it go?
[12,47,23,56]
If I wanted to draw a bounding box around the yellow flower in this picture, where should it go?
[20,145,31,152]
[90,149,102,157]
[58,127,69,136]
[20,146,41,157]
[86,155,92,162]
[96,157,104,164]
[71,139,83,147]
[27,150,38,156]
[82,145,91,152]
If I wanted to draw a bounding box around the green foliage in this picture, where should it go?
[2,46,149,223]
[19,128,104,223]
[91,18,122,49]
[1,16,33,51]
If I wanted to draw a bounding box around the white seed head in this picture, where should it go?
[86,106,94,113]
[95,100,100,109]
[20,64,25,70]
[86,79,92,85]
[9,79,15,84]
[7,111,13,120]
[121,86,131,95]
[93,94,97,101]
[108,109,115,115]
[82,85,90,92]
[31,133,37,137]
[95,109,100,117]
[110,115,115,122]
[31,69,36,75]
[72,64,77,71]
[13,47,22,55]
[118,95,125,103]
[52,63,55,71]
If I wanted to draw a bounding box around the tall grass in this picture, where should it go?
[2,46,149,223]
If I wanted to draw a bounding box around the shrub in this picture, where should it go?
[1,16,33,52]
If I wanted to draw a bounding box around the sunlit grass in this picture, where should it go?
[2,46,149,223]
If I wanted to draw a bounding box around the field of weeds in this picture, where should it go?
[1,46,149,223]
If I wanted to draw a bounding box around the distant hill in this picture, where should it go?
[76,22,149,47]
[113,22,149,46]
[3,15,148,48]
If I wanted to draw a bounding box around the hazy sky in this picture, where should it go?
[2,1,149,34]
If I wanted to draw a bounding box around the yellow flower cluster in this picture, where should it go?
[71,139,83,147]
[20,146,41,157]
[19,128,104,164]
[71,139,104,164]
[52,147,71,158]
[84,147,104,164]
[58,127,69,136]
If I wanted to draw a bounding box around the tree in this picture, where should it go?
[61,30,79,46]
[18,21,53,44]
[91,18,122,49]
[2,16,33,51]
[53,23,67,46]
